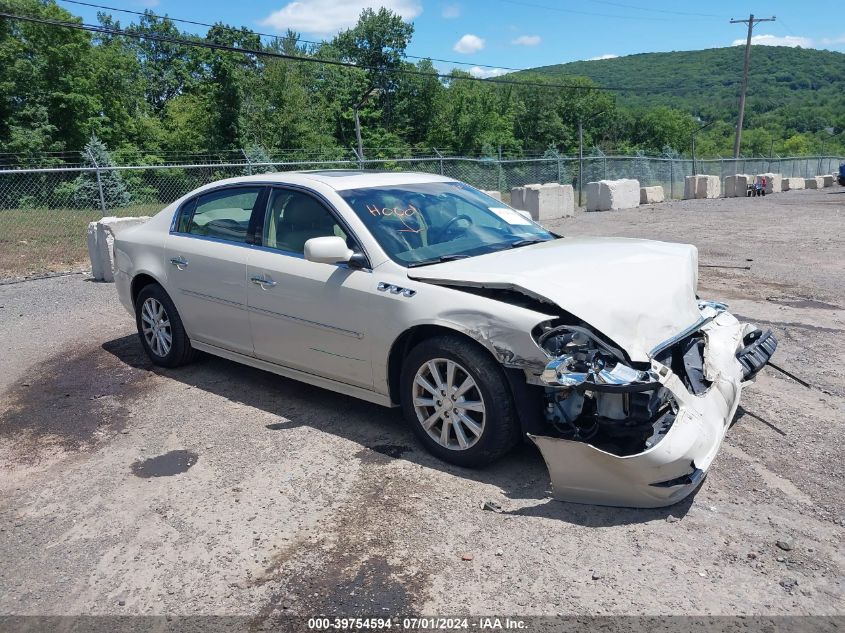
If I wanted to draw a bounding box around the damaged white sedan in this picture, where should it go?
[113,171,777,508]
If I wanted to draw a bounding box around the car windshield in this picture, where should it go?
[338,181,556,266]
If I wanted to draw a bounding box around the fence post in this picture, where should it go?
[497,146,504,193]
[669,156,674,200]
[86,148,107,217]
[433,147,444,175]
[555,150,562,184]
[241,148,253,175]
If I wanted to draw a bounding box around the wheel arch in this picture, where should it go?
[387,322,547,445]
[130,272,165,307]
[387,324,497,405]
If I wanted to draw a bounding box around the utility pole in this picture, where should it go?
[353,87,378,163]
[730,14,776,158]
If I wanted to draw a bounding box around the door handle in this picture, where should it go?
[169,256,189,269]
[250,275,277,288]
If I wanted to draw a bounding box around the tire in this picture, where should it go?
[399,334,520,468]
[135,283,197,368]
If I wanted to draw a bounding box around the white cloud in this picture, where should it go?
[441,3,460,18]
[589,53,618,60]
[732,34,812,48]
[819,34,845,46]
[453,33,485,54]
[511,35,541,46]
[260,0,422,37]
[468,66,508,78]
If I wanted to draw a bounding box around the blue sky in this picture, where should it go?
[62,0,845,75]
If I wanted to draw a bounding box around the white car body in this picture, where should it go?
[113,171,776,508]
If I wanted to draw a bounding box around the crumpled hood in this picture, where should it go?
[407,236,702,361]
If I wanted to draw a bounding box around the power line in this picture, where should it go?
[494,0,697,21]
[56,0,527,73]
[583,0,726,18]
[4,8,743,99]
[0,10,660,93]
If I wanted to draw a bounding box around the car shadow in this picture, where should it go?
[102,334,697,526]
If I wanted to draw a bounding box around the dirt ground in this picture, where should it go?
[1,188,843,623]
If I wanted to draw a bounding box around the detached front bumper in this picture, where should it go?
[529,311,775,508]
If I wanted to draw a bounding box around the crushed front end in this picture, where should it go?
[528,302,777,508]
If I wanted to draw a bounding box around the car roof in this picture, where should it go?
[228,170,454,192]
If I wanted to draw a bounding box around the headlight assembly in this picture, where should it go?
[536,324,658,390]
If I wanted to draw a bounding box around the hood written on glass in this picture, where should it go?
[338,181,556,267]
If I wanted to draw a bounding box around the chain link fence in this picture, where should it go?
[1,154,842,279]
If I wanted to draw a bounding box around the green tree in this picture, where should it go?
[71,136,130,208]
[126,11,198,113]
[0,0,97,157]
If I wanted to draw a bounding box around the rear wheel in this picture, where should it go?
[400,335,520,468]
[135,283,197,368]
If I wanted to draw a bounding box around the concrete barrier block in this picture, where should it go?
[783,177,804,191]
[804,177,823,189]
[586,179,640,211]
[697,175,721,199]
[724,176,738,198]
[684,175,720,199]
[822,175,835,188]
[729,174,755,197]
[756,173,782,194]
[481,189,502,201]
[87,221,104,281]
[90,216,150,282]
[639,186,664,204]
[510,187,526,210]
[522,183,575,220]
[724,175,753,198]
[585,182,601,211]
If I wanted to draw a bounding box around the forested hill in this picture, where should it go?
[526,46,845,131]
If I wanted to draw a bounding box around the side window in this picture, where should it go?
[263,189,349,254]
[180,187,262,244]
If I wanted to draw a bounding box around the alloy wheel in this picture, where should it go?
[140,297,172,357]
[412,358,486,450]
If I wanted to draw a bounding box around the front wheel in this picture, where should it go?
[135,283,197,368]
[399,335,520,468]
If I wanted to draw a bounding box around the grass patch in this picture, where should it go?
[0,204,164,279]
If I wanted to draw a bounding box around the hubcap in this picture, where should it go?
[412,358,485,451]
[140,297,172,357]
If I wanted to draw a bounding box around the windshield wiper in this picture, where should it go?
[406,254,470,268]
[509,238,548,249]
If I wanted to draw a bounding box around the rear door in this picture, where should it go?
[246,186,375,388]
[165,185,265,355]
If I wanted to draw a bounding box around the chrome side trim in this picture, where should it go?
[249,305,363,339]
[181,288,247,310]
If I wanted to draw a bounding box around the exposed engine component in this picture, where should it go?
[536,322,684,456]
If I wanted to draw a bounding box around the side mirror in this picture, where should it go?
[303,236,353,265]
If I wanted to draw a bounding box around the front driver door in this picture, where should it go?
[165,185,265,355]
[246,187,374,388]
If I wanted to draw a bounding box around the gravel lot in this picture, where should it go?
[1,188,843,622]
